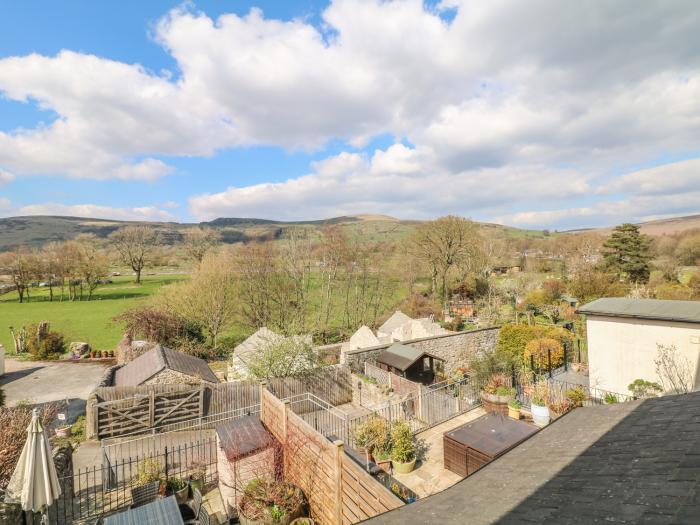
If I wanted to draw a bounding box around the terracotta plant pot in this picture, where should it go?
[375,457,392,474]
[101,351,108,358]
[391,457,416,474]
[508,406,521,420]
[89,352,95,359]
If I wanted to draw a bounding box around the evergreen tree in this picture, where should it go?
[603,223,652,283]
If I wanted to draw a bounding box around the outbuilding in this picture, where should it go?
[578,298,700,395]
[113,345,219,386]
[375,343,443,385]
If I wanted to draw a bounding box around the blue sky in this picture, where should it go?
[1,1,699,227]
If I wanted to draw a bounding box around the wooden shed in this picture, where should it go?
[216,415,280,516]
[375,343,443,385]
[443,414,538,477]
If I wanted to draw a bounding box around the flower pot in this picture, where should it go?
[188,476,203,494]
[531,403,550,427]
[375,457,392,474]
[101,351,108,358]
[55,425,72,438]
[89,352,95,359]
[173,483,190,505]
[391,457,416,474]
[508,406,521,420]
[480,391,509,416]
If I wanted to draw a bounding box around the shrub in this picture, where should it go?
[390,420,416,463]
[565,386,587,407]
[628,379,662,398]
[508,399,522,409]
[239,477,304,522]
[524,338,564,370]
[353,414,388,450]
[531,381,550,407]
[132,458,163,487]
[482,373,510,395]
[26,324,66,359]
[0,404,59,489]
[604,392,619,404]
[497,324,573,365]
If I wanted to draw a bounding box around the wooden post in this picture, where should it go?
[333,440,344,525]
[260,381,268,422]
[149,391,155,428]
[282,400,290,440]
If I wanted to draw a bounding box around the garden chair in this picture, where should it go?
[196,506,211,525]
[130,480,160,508]
[181,487,203,523]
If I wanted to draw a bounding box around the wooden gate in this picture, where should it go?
[95,386,204,439]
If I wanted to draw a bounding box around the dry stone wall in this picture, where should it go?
[344,327,500,373]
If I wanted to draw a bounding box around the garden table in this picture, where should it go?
[104,495,184,525]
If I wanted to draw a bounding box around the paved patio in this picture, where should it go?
[392,408,486,498]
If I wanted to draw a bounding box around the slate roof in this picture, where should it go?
[366,391,700,524]
[376,343,440,372]
[577,298,700,324]
[113,345,218,386]
[216,415,274,462]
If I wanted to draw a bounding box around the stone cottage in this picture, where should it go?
[113,345,219,386]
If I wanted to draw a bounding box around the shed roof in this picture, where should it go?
[113,345,218,386]
[577,298,700,324]
[376,343,440,372]
[365,391,700,525]
[216,415,274,462]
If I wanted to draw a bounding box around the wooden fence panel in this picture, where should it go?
[341,455,403,525]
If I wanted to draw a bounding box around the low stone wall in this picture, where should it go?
[343,326,500,373]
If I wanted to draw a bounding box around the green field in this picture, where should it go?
[0,274,187,353]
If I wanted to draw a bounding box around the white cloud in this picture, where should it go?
[12,203,178,222]
[189,145,590,221]
[0,169,15,186]
[1,1,700,226]
[598,158,700,196]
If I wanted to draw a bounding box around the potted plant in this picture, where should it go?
[390,421,416,474]
[101,350,108,358]
[166,477,190,505]
[530,380,550,427]
[548,398,572,417]
[353,414,388,462]
[108,349,115,359]
[187,458,207,493]
[88,351,95,359]
[238,477,305,525]
[132,458,163,487]
[480,374,513,415]
[507,399,521,420]
[373,445,392,474]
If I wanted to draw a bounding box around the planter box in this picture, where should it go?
[480,391,510,416]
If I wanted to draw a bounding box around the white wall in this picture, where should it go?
[586,315,700,395]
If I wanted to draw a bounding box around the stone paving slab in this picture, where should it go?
[391,408,486,498]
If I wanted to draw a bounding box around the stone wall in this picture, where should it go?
[144,368,215,386]
[343,326,500,373]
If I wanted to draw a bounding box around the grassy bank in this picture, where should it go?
[0,274,187,353]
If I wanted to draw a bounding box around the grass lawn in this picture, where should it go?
[0,274,187,353]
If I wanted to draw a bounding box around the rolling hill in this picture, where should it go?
[0,213,547,251]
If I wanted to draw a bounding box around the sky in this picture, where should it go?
[0,0,699,229]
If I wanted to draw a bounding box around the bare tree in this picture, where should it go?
[182,227,221,263]
[0,249,36,303]
[654,343,694,394]
[316,226,349,340]
[410,216,484,303]
[109,225,161,283]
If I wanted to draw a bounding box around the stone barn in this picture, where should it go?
[112,345,219,386]
[216,416,280,516]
